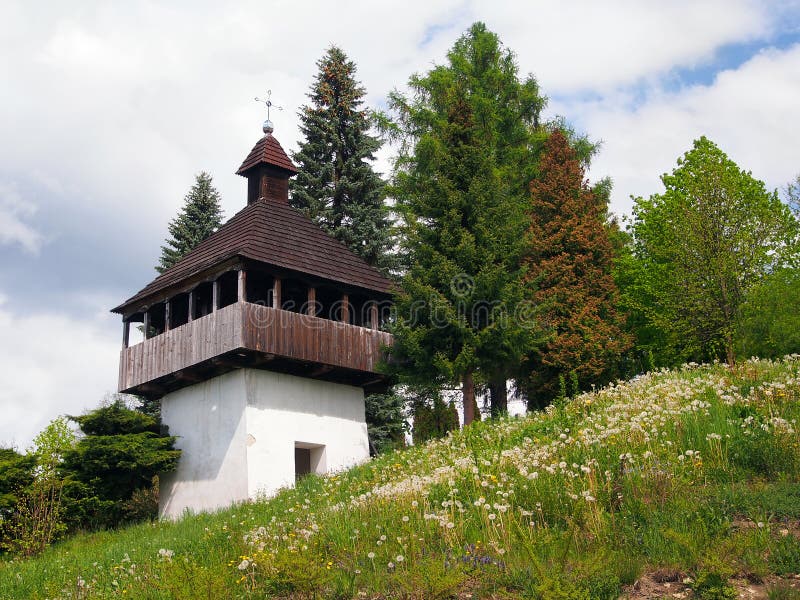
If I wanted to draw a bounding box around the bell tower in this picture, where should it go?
[111,111,393,518]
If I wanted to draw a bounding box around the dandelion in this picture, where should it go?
[237,559,250,570]
[396,555,404,562]
[367,552,376,559]
[488,513,497,520]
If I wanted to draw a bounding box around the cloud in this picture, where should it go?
[0,182,44,254]
[475,0,776,93]
[0,293,119,449]
[571,43,800,215]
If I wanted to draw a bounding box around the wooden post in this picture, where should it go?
[212,278,219,312]
[341,293,350,324]
[238,269,246,302]
[370,302,379,330]
[143,311,151,340]
[272,277,282,309]
[188,290,195,322]
[307,287,316,316]
[122,320,130,348]
[164,300,171,331]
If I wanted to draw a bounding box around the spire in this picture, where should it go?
[237,90,297,205]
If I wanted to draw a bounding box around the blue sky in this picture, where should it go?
[1,0,799,447]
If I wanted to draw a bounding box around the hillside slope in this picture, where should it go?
[2,357,799,599]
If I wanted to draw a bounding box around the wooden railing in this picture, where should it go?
[118,302,393,393]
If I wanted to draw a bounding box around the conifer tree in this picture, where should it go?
[290,46,393,272]
[522,130,631,408]
[157,172,223,273]
[387,23,546,424]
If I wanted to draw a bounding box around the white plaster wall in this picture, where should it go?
[159,371,249,519]
[158,368,369,518]
[244,369,369,498]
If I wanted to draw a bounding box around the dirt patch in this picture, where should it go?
[622,573,800,599]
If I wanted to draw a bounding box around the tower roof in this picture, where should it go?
[112,197,392,314]
[236,134,298,176]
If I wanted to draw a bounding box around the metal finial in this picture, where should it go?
[255,90,283,135]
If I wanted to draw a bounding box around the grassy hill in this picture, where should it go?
[1,357,799,599]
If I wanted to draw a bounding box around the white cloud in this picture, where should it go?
[574,43,800,215]
[0,182,44,253]
[0,295,119,450]
[477,0,774,93]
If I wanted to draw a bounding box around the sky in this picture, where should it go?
[1,0,799,448]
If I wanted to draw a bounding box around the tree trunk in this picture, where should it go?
[463,371,476,426]
[489,378,508,418]
[725,335,736,367]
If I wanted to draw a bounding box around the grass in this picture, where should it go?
[1,355,799,598]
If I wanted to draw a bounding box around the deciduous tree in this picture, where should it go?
[626,137,798,365]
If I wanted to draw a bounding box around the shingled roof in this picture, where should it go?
[112,198,393,314]
[236,134,297,175]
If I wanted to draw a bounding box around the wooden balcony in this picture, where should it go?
[118,302,393,397]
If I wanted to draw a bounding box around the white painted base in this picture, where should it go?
[159,369,369,519]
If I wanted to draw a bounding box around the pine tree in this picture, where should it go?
[387,23,546,424]
[290,46,394,273]
[522,130,631,408]
[157,172,223,273]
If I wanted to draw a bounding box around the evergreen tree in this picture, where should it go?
[364,391,407,455]
[410,389,459,445]
[61,399,180,530]
[157,171,223,273]
[522,130,631,408]
[290,46,394,273]
[386,23,546,424]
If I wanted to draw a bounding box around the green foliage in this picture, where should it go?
[364,391,408,455]
[770,535,800,576]
[157,171,223,273]
[29,416,76,480]
[411,387,459,444]
[623,137,799,366]
[290,46,394,273]
[0,478,65,557]
[386,22,546,418]
[735,268,800,359]
[61,400,180,529]
[0,448,34,517]
[692,565,737,600]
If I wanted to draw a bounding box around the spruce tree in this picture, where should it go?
[522,130,631,408]
[157,172,223,273]
[290,46,394,272]
[387,23,546,424]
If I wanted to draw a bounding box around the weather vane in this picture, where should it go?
[255,90,283,135]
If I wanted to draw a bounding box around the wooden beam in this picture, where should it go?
[143,311,151,339]
[310,364,334,377]
[164,300,171,331]
[174,370,203,383]
[272,277,282,309]
[122,320,130,349]
[238,270,246,302]
[188,290,195,322]
[341,293,350,324]
[212,278,219,312]
[307,287,316,316]
[370,302,379,330]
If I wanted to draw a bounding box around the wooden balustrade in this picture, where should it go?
[118,301,393,394]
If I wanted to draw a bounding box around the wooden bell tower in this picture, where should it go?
[112,120,393,518]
